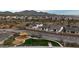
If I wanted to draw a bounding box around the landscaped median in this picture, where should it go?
[3,32,30,46]
[3,32,62,47]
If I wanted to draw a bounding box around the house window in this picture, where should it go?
[76,32,78,33]
[71,31,75,33]
[53,29,56,32]
[67,31,69,33]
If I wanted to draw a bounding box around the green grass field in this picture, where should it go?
[21,38,60,46]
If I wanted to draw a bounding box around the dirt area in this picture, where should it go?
[12,32,30,46]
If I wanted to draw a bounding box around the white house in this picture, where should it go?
[32,24,43,29]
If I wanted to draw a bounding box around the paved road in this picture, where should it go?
[0,29,79,44]
[0,29,15,44]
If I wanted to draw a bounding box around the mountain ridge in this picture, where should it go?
[0,10,56,16]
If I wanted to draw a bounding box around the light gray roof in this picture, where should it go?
[41,24,62,31]
[64,26,79,32]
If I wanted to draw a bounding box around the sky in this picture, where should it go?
[0,0,79,15]
[35,10,79,15]
[47,10,79,15]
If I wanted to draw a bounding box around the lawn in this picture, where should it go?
[21,38,60,46]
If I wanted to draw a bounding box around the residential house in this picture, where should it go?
[62,25,79,34]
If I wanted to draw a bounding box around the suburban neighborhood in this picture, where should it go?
[0,10,79,47]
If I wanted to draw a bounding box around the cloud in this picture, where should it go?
[35,10,48,12]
